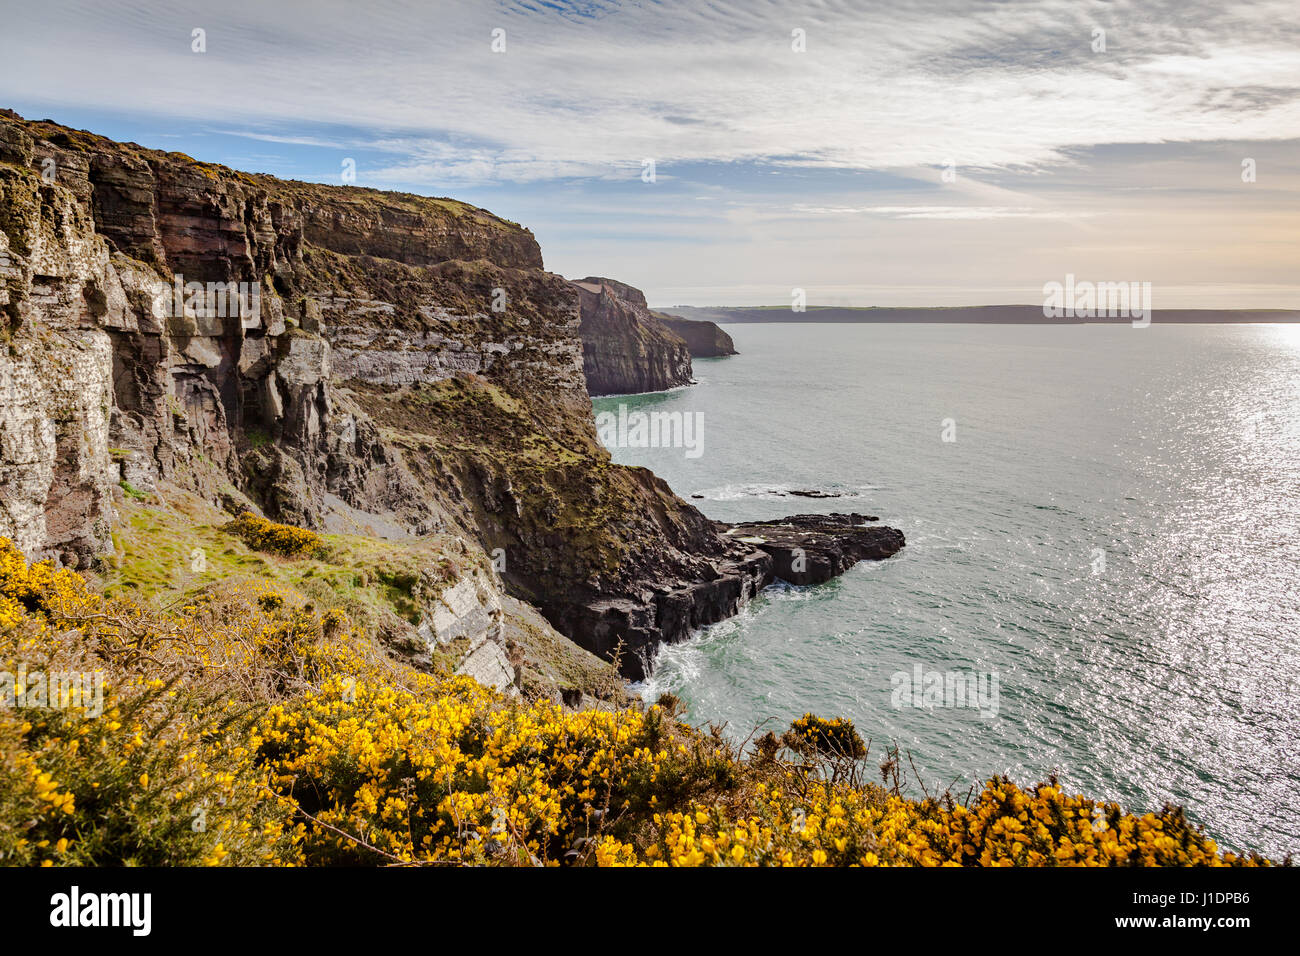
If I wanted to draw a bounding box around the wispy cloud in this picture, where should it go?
[2,0,1297,306]
[792,205,1094,220]
[4,0,1299,184]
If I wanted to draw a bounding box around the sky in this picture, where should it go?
[2,0,1298,308]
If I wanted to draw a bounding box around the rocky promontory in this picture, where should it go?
[563,512,905,679]
[724,513,905,587]
[573,276,693,395]
[655,312,737,357]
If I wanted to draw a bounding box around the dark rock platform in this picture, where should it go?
[722,513,905,587]
[557,513,905,679]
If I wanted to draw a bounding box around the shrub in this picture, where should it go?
[225,512,324,559]
[118,480,148,501]
[787,713,867,760]
[254,679,732,865]
[0,540,300,865]
[592,774,1270,867]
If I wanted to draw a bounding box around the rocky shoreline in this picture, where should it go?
[723,513,906,588]
[555,513,905,679]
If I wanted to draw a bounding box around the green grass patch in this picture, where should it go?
[118,480,148,501]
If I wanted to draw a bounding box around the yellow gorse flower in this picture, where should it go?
[0,537,1276,869]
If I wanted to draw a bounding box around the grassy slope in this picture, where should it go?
[93,485,625,702]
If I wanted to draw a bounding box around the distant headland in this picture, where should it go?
[662,305,1300,324]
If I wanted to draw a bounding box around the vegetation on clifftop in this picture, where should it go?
[0,537,1276,867]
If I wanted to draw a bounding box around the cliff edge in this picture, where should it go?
[573,276,693,395]
[655,311,737,357]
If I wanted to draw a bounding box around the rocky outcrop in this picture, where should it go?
[415,564,518,693]
[0,112,561,562]
[564,513,905,679]
[655,312,737,358]
[561,547,771,680]
[573,276,693,395]
[724,513,906,587]
[0,111,905,685]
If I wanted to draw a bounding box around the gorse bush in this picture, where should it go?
[256,681,735,864]
[225,512,325,559]
[594,776,1257,867]
[0,541,299,865]
[0,539,1277,867]
[787,713,867,760]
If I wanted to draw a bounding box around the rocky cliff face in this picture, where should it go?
[655,312,737,358]
[0,111,573,557]
[1,127,121,565]
[573,276,693,396]
[0,111,904,681]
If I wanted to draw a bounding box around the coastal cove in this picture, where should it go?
[597,321,1300,860]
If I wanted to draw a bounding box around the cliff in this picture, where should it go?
[0,111,902,684]
[655,312,737,357]
[573,276,693,395]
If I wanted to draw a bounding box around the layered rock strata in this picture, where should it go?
[573,276,693,395]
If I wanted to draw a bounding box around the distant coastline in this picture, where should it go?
[662,304,1300,324]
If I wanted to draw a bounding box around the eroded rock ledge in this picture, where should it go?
[723,513,906,587]
[560,513,905,680]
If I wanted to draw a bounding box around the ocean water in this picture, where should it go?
[591,322,1300,859]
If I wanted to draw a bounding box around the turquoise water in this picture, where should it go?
[591,323,1300,859]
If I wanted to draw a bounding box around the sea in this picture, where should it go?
[591,322,1300,859]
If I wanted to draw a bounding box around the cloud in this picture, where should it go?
[2,0,1298,185]
[4,0,1297,306]
[791,204,1094,220]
